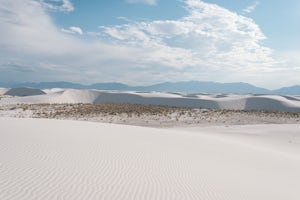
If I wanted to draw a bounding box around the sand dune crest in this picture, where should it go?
[2,88,300,112]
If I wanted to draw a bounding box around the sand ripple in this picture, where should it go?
[1,118,300,199]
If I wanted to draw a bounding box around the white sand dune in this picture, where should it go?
[0,88,9,95]
[1,88,300,112]
[1,118,300,200]
[42,88,66,94]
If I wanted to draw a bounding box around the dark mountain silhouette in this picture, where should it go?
[273,85,300,95]
[2,82,86,89]
[1,81,300,95]
[136,81,270,94]
[91,83,130,90]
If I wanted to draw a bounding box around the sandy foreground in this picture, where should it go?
[1,117,300,200]
[0,103,300,127]
[1,89,300,199]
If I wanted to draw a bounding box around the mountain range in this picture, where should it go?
[1,81,300,95]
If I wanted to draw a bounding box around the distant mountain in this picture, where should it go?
[273,85,300,95]
[2,82,87,89]
[91,83,130,90]
[1,81,300,95]
[140,81,270,94]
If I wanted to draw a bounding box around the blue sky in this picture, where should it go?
[0,0,299,89]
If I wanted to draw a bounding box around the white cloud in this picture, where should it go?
[102,0,275,71]
[243,1,260,14]
[126,0,157,5]
[0,0,299,88]
[61,26,83,35]
[40,0,74,12]
[0,0,138,82]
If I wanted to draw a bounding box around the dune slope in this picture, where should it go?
[1,118,300,200]
[2,89,300,112]
[0,88,9,95]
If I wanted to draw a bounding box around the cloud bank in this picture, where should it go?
[0,0,298,88]
[102,0,274,70]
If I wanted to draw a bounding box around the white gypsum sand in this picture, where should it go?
[1,118,300,200]
[0,88,9,95]
[1,88,300,112]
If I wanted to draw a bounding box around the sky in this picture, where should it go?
[0,0,300,89]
